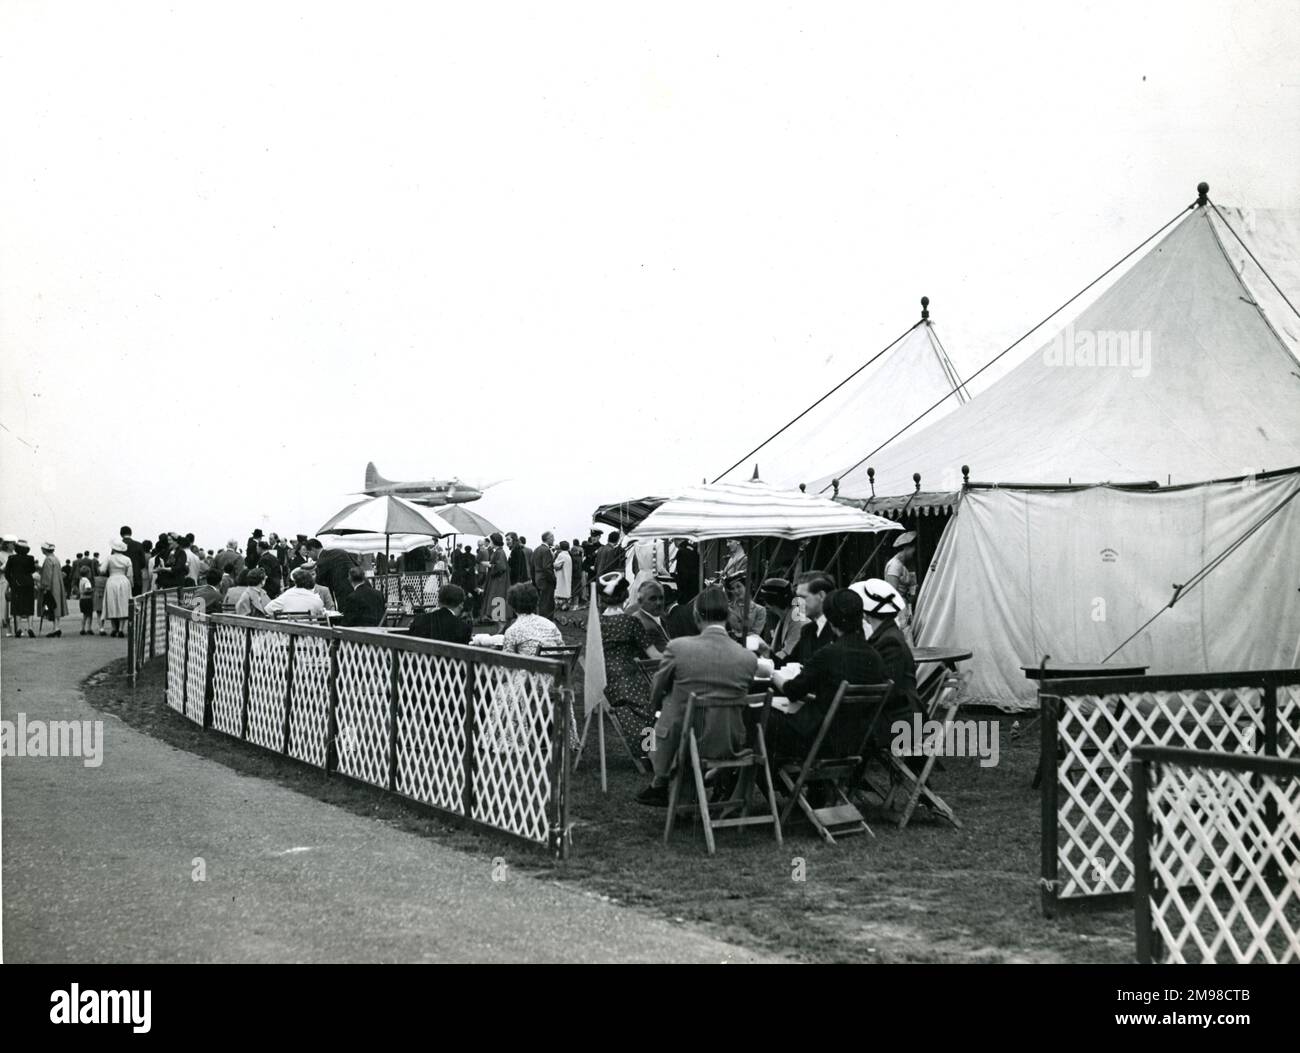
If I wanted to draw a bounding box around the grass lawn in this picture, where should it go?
[83,646,1135,963]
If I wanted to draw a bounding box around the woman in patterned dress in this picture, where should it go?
[596,573,664,745]
[493,583,564,754]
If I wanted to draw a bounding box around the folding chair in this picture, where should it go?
[664,689,782,854]
[539,644,583,749]
[635,656,661,692]
[866,672,963,829]
[777,681,893,845]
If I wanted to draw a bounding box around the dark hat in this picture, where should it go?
[252,528,264,538]
[758,576,793,603]
[589,527,604,536]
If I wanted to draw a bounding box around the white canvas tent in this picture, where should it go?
[720,307,969,489]
[818,199,1300,709]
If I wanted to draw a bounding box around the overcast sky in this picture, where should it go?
[2,0,1298,556]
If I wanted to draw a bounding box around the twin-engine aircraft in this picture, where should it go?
[361,462,501,507]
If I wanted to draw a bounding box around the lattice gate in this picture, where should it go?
[1133,746,1300,963]
[1041,670,1300,915]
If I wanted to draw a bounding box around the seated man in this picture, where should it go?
[782,570,836,666]
[767,588,886,764]
[628,579,670,652]
[188,569,224,614]
[636,587,756,806]
[265,567,326,618]
[408,583,472,644]
[339,566,386,627]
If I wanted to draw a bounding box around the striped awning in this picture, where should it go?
[626,478,902,542]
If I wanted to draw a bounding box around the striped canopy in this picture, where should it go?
[626,478,902,541]
[318,495,456,537]
[317,532,436,556]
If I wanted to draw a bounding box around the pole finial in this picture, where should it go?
[961,464,970,487]
[751,463,760,481]
[913,472,922,493]
[866,466,876,498]
[1197,182,1209,207]
[799,483,807,493]
[832,477,840,497]
[920,295,929,321]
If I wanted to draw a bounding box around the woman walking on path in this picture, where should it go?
[5,541,38,637]
[103,541,134,637]
[39,542,68,637]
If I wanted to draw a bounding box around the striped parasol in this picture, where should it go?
[625,475,901,542]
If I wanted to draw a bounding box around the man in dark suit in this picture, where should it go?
[120,525,146,595]
[407,584,473,643]
[637,587,757,805]
[769,588,887,762]
[596,530,623,577]
[506,532,528,585]
[340,567,386,627]
[629,579,670,652]
[784,570,836,666]
[255,542,283,598]
[582,530,602,585]
[310,539,359,605]
[664,597,701,640]
[532,532,557,618]
[672,538,700,603]
[246,529,263,567]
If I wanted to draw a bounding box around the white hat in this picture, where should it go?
[893,530,917,548]
[111,540,128,553]
[1,534,16,544]
[850,578,906,617]
[41,541,55,552]
[598,572,627,597]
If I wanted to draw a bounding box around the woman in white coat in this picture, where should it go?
[103,540,134,638]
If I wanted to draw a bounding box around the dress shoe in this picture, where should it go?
[635,783,670,807]
[47,630,62,638]
[27,630,35,638]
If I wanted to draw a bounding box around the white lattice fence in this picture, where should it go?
[288,636,331,768]
[210,622,246,737]
[472,664,558,844]
[185,616,210,724]
[1043,672,1300,914]
[165,611,187,713]
[395,649,467,811]
[246,629,290,752]
[1135,748,1300,964]
[335,639,393,787]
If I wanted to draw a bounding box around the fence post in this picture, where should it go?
[1040,693,1060,917]
[203,620,217,729]
[1131,755,1154,963]
[388,647,401,791]
[462,658,479,821]
[1262,681,1280,881]
[127,599,137,686]
[326,637,339,775]
[240,627,252,741]
[282,634,297,755]
[549,677,572,859]
[182,615,191,719]
[149,592,157,659]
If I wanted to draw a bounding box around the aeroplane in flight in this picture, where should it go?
[361,463,501,506]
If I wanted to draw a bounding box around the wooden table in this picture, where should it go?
[915,646,973,669]
[1021,661,1148,682]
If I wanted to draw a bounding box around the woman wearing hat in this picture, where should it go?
[38,542,68,636]
[4,541,38,637]
[103,540,134,637]
[480,533,511,631]
[596,572,662,748]
[853,578,921,719]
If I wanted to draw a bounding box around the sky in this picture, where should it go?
[2,0,1298,557]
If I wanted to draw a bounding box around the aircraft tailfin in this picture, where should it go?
[365,462,394,491]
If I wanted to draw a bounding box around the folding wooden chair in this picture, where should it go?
[878,672,964,829]
[777,681,893,845]
[539,644,582,749]
[664,689,782,854]
[635,656,661,692]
